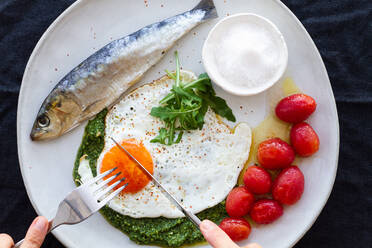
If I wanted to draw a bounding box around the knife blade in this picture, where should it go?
[110,137,202,227]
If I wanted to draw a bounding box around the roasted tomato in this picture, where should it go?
[226,187,255,217]
[250,199,283,224]
[257,138,295,170]
[275,94,316,123]
[219,217,252,241]
[272,166,305,205]
[290,122,319,157]
[243,166,272,194]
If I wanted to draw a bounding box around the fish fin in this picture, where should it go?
[81,98,107,115]
[192,0,218,20]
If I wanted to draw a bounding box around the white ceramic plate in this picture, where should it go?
[17,0,339,247]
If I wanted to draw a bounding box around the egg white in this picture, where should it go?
[78,71,251,218]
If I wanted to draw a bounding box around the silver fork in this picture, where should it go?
[14,167,127,248]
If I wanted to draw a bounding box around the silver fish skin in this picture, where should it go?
[30,0,217,141]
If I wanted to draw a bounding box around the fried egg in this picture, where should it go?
[78,71,252,218]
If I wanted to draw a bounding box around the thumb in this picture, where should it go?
[21,216,49,248]
[200,220,239,248]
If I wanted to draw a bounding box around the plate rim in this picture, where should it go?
[17,0,340,247]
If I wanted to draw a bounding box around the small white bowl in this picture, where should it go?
[202,13,288,96]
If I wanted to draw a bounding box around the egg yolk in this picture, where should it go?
[100,139,154,195]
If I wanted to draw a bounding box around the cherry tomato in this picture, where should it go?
[257,138,295,170]
[219,217,252,241]
[226,186,255,217]
[243,166,272,194]
[290,122,319,157]
[275,94,316,123]
[250,199,283,224]
[272,166,305,205]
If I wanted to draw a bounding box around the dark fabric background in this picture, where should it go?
[0,0,371,247]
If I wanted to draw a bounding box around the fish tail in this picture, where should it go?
[191,0,218,20]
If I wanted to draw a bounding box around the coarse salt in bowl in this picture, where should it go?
[202,13,288,96]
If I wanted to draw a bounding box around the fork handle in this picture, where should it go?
[13,239,24,248]
[12,219,54,247]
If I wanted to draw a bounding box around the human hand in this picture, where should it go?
[0,216,49,248]
[200,220,261,248]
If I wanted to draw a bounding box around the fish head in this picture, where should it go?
[30,92,81,141]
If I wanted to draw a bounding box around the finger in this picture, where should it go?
[21,216,49,248]
[244,243,262,248]
[0,233,14,248]
[200,220,240,248]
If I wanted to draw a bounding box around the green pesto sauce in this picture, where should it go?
[73,109,228,247]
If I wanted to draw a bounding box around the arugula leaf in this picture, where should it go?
[150,128,168,144]
[150,51,236,145]
[203,95,236,122]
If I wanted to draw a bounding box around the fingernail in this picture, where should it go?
[200,220,214,231]
[33,217,47,232]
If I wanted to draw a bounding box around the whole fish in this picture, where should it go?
[30,0,217,141]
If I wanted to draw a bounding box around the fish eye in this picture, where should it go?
[37,115,50,127]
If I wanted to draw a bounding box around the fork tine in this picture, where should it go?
[98,183,128,208]
[92,172,121,192]
[85,167,117,186]
[96,177,126,201]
